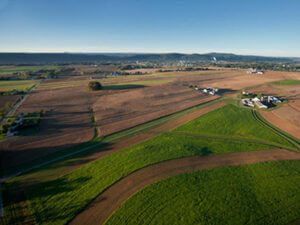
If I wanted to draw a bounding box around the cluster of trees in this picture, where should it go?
[0,111,43,135]
[88,81,102,91]
[3,67,75,80]
[118,64,154,70]
[181,67,211,71]
[0,89,26,96]
[157,67,211,73]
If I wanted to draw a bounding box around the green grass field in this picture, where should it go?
[7,134,273,225]
[105,160,300,225]
[174,104,295,149]
[0,66,60,75]
[0,80,39,92]
[272,79,300,85]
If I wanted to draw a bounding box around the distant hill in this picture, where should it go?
[0,52,297,64]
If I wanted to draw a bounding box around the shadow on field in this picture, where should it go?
[0,141,117,224]
[0,141,114,179]
[217,88,235,96]
[102,84,145,90]
[2,175,92,225]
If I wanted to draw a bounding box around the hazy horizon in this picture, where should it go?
[0,0,300,57]
[0,51,299,59]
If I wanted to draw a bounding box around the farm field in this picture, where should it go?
[260,104,300,140]
[105,160,300,225]
[272,79,300,85]
[1,70,224,172]
[0,80,39,92]
[3,100,297,225]
[246,78,300,140]
[12,135,273,225]
[2,2,300,225]
[174,104,295,149]
[0,65,60,75]
[0,84,95,171]
[0,68,299,225]
[39,79,173,89]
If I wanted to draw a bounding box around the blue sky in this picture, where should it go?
[0,0,299,56]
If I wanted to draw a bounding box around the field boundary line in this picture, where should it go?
[1,98,222,182]
[69,149,300,225]
[252,110,300,151]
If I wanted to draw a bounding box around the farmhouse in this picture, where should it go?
[242,99,254,107]
[202,88,218,95]
[246,70,264,75]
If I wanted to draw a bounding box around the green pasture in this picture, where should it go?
[272,79,300,85]
[174,104,295,149]
[105,160,300,225]
[0,80,39,92]
[6,134,273,225]
[0,66,60,75]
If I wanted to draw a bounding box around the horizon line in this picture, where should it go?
[0,51,299,58]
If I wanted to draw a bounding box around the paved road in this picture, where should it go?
[70,149,300,225]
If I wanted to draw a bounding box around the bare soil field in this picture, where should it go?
[0,85,95,171]
[187,70,299,90]
[0,95,19,109]
[260,109,300,140]
[0,71,220,171]
[1,69,298,173]
[15,101,227,185]
[93,83,217,136]
[246,78,300,140]
[70,149,300,225]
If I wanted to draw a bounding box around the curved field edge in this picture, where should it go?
[105,160,300,225]
[8,102,298,225]
[253,110,300,149]
[23,135,273,225]
[173,104,296,150]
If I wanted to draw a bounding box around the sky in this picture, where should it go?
[0,0,300,57]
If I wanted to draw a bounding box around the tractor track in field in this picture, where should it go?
[69,149,300,225]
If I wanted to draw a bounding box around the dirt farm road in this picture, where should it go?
[70,149,300,225]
